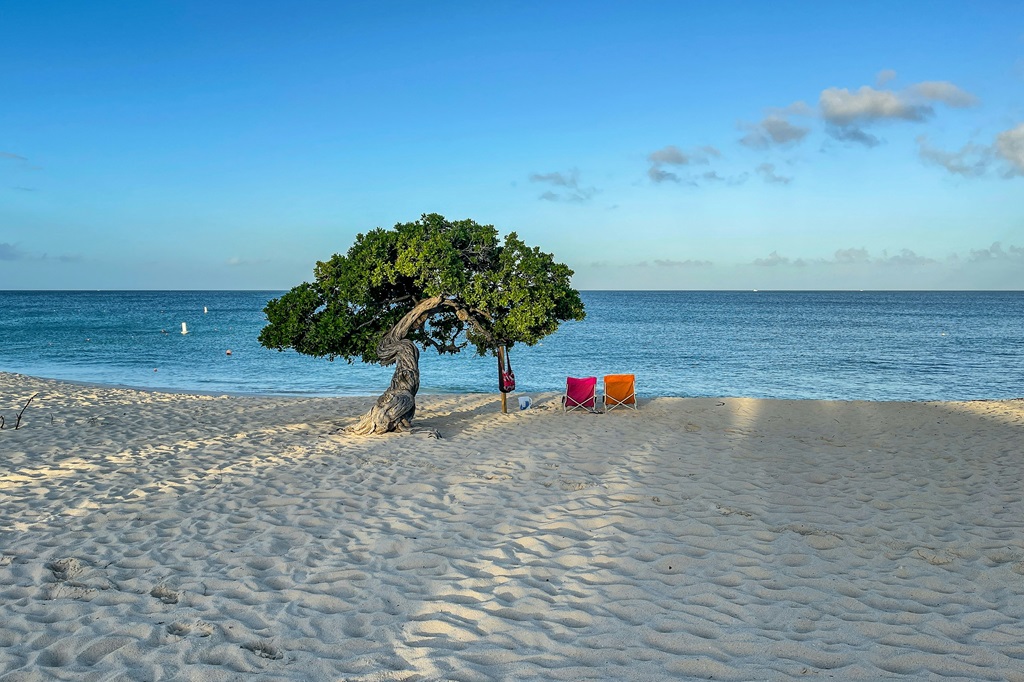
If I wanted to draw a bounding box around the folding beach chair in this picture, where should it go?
[562,376,598,413]
[603,374,638,411]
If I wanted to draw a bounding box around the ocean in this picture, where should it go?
[0,290,1021,402]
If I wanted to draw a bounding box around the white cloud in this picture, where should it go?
[819,80,978,147]
[916,135,990,177]
[876,69,898,87]
[648,145,689,165]
[994,123,1024,176]
[646,145,720,184]
[739,114,810,149]
[653,258,713,268]
[647,167,683,184]
[825,248,935,267]
[529,168,598,201]
[750,247,991,269]
[753,251,802,266]
[833,248,871,264]
[588,245,1024,291]
[760,116,810,144]
[908,81,978,108]
[0,242,27,261]
[914,123,1024,179]
[820,86,931,126]
[878,249,935,266]
[739,101,812,149]
[529,170,576,187]
[828,126,881,147]
[691,170,748,186]
[751,249,934,268]
[695,145,722,160]
[756,163,792,185]
[969,242,1024,262]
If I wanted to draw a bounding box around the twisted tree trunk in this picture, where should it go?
[348,296,494,435]
[347,300,432,435]
[347,337,420,435]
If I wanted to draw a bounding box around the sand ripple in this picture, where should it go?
[2,374,1024,680]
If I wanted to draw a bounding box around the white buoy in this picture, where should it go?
[181,322,188,335]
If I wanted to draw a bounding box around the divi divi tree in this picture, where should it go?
[258,214,585,435]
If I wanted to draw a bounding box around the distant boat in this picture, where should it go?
[181,322,188,335]
[204,307,208,314]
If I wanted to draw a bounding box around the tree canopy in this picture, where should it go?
[259,212,584,369]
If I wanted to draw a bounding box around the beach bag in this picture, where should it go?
[499,347,516,393]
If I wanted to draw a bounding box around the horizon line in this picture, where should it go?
[2,288,1024,294]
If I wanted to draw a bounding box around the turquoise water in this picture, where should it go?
[1,290,1022,401]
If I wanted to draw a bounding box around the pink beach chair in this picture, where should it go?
[562,376,598,413]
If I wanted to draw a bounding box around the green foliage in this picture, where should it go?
[259,214,585,364]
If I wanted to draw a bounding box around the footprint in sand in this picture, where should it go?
[342,614,373,638]
[559,479,591,491]
[166,620,215,637]
[716,504,753,518]
[47,557,84,581]
[915,549,953,566]
[43,557,104,601]
[44,582,99,601]
[242,640,284,660]
[986,549,1022,566]
[150,584,180,604]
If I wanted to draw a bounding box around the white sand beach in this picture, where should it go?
[2,371,1023,680]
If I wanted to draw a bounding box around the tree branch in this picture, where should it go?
[351,295,415,332]
[437,299,494,344]
[2,393,38,430]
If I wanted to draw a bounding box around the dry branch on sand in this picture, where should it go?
[1,393,37,430]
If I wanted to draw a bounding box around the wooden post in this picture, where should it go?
[498,346,508,414]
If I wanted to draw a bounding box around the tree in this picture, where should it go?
[258,214,585,434]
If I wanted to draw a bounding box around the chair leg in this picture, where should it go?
[604,394,637,411]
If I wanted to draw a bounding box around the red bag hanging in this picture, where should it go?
[499,347,516,393]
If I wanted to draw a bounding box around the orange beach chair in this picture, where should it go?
[603,374,638,411]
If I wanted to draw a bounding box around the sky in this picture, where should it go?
[2,1,1023,290]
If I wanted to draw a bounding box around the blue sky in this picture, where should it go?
[2,1,1022,290]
